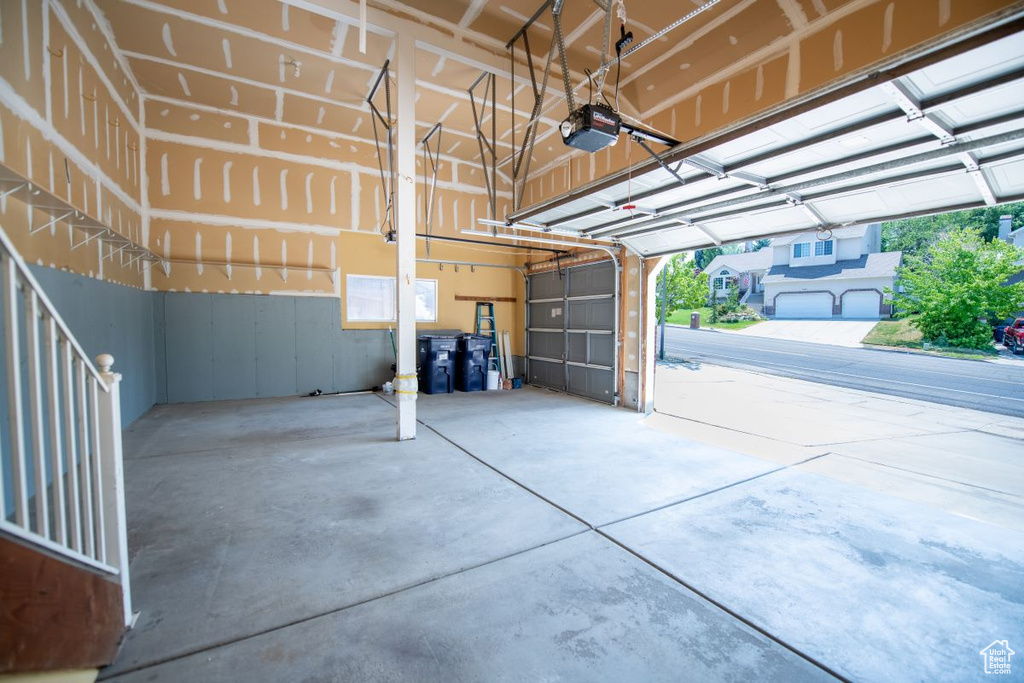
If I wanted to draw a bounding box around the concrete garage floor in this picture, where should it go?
[101,380,1024,682]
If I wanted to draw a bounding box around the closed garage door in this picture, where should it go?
[842,291,881,319]
[774,292,833,319]
[528,261,616,404]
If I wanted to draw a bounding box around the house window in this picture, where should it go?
[814,240,834,256]
[793,243,811,258]
[713,277,724,290]
[346,275,438,322]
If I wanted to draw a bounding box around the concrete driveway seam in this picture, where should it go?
[593,526,848,682]
[99,527,593,680]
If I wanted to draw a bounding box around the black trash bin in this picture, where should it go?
[417,335,457,394]
[455,334,491,392]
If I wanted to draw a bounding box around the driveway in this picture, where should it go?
[728,319,876,346]
[653,362,1024,529]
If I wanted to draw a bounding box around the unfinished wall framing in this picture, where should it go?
[0,0,547,421]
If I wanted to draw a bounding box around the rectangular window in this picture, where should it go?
[346,275,438,322]
[415,280,438,322]
[814,240,834,256]
[713,277,724,290]
[793,243,810,258]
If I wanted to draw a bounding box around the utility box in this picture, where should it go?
[690,312,700,329]
[455,334,491,392]
[417,335,457,394]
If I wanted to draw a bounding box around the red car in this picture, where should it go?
[1003,318,1024,353]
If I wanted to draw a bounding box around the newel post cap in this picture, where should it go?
[96,354,115,373]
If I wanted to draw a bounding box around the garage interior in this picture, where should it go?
[2,0,1024,680]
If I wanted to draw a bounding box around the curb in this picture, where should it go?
[859,342,1004,363]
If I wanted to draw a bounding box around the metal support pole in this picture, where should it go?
[658,265,666,361]
[395,33,417,441]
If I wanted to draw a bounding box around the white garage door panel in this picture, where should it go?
[775,293,833,319]
[842,291,881,319]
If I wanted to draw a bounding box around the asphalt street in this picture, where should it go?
[661,326,1024,418]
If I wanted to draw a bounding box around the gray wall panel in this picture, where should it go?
[255,297,297,397]
[335,329,393,392]
[295,298,336,395]
[159,293,393,399]
[27,266,156,424]
[164,293,214,403]
[153,294,167,404]
[212,296,257,400]
[6,270,405,435]
[135,287,157,415]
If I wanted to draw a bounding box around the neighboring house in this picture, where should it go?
[999,215,1024,295]
[761,224,902,319]
[999,214,1023,247]
[703,249,773,301]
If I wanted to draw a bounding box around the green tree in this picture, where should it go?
[693,244,742,270]
[882,201,1024,256]
[751,238,772,251]
[893,227,1024,349]
[693,247,722,270]
[655,254,709,314]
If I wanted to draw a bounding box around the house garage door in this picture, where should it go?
[774,292,833,319]
[842,291,881,319]
[528,261,616,404]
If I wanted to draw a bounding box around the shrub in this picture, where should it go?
[892,227,1024,349]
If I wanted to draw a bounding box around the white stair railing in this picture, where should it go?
[0,223,131,627]
[739,284,752,305]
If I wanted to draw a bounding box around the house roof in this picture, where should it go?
[771,225,869,246]
[762,251,902,283]
[703,249,774,275]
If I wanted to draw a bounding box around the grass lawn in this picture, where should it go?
[665,307,764,331]
[861,316,998,359]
